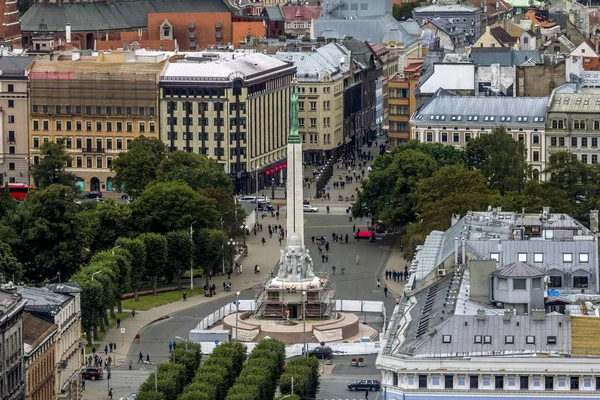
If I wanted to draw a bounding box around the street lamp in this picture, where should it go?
[228,239,237,273]
[144,361,157,391]
[190,221,197,290]
[91,271,101,282]
[240,224,247,246]
[235,292,240,341]
[175,336,188,350]
[302,291,307,356]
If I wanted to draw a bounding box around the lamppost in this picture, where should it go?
[235,292,240,341]
[302,291,307,356]
[240,224,247,246]
[91,271,101,282]
[228,239,237,273]
[175,336,188,350]
[190,221,197,290]
[220,212,231,275]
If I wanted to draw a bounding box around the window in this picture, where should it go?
[532,277,542,289]
[106,122,112,132]
[310,101,317,111]
[547,336,557,345]
[520,376,529,390]
[43,120,48,130]
[139,122,145,133]
[126,107,132,116]
[96,157,102,168]
[76,138,82,148]
[310,118,317,128]
[8,115,14,123]
[299,101,304,111]
[106,139,112,150]
[497,278,507,290]
[66,121,72,131]
[574,276,589,288]
[513,279,526,290]
[7,100,13,108]
[563,253,573,263]
[33,121,39,131]
[533,151,539,162]
[86,122,92,131]
[505,335,514,344]
[8,146,14,154]
[116,122,123,132]
[582,137,588,147]
[150,122,156,133]
[76,121,82,131]
[96,122,102,131]
[86,157,92,168]
[107,157,113,168]
[549,276,562,288]
[126,122,133,132]
[56,121,62,131]
[7,84,13,92]
[453,133,460,142]
[117,139,123,150]
[33,137,39,148]
[489,252,500,261]
[442,335,452,343]
[518,253,527,262]
[526,335,535,344]
[474,335,482,343]
[483,336,492,344]
[593,138,598,147]
[580,253,589,263]
[75,106,82,115]
[76,157,82,168]
[441,132,447,142]
[8,163,14,170]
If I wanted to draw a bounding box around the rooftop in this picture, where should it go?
[492,261,546,277]
[160,52,294,83]
[46,282,82,294]
[262,5,285,21]
[273,43,350,82]
[17,286,71,314]
[0,56,37,77]
[29,59,166,79]
[549,90,600,112]
[469,47,543,66]
[21,0,230,32]
[23,313,57,355]
[280,5,322,21]
[413,4,481,13]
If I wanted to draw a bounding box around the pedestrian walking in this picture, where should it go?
[311,236,315,243]
[116,318,121,329]
[377,279,381,289]
[109,343,113,352]
[353,224,356,233]
[399,271,403,281]
[345,234,349,244]
[332,265,336,275]
[183,292,187,301]
[109,388,114,400]
[356,255,361,265]
[321,254,325,263]
[365,389,369,399]
[82,379,86,391]
[104,345,108,355]
[384,286,388,297]
[132,309,136,318]
[325,254,329,262]
[262,237,266,246]
[138,352,143,363]
[169,341,173,352]
[146,354,150,363]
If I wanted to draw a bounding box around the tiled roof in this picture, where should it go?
[280,5,321,21]
[0,56,37,77]
[21,0,230,32]
[490,26,519,44]
[23,313,57,354]
[492,261,546,277]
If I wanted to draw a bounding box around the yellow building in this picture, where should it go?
[387,60,423,146]
[473,25,520,49]
[24,313,58,400]
[29,58,166,192]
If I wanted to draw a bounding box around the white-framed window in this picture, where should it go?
[579,253,589,263]
[490,252,500,261]
[533,253,543,263]
[497,278,507,290]
[526,336,535,344]
[513,279,526,290]
[442,335,452,343]
[484,335,492,344]
[518,253,527,262]
[474,335,482,343]
[505,335,514,344]
[563,253,573,263]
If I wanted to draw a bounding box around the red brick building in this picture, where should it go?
[0,0,21,46]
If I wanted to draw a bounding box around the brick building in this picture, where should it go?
[23,313,58,400]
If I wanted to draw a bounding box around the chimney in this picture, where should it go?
[532,309,546,321]
[454,237,459,265]
[503,309,513,321]
[451,214,460,226]
[66,24,72,44]
[590,210,599,233]
[565,310,571,321]
[476,309,486,320]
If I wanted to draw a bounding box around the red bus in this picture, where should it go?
[1,183,36,201]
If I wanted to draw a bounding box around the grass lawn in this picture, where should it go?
[120,287,207,311]
[84,311,131,354]
[571,316,600,356]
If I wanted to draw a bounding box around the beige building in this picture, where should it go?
[0,56,36,187]
[159,51,296,195]
[24,313,58,400]
[28,56,165,192]
[273,43,349,164]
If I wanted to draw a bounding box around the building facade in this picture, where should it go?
[413,5,484,41]
[0,56,36,187]
[18,283,83,400]
[0,289,27,400]
[159,52,296,195]
[410,92,549,178]
[273,43,349,164]
[280,5,321,38]
[546,87,600,167]
[23,313,58,400]
[28,59,165,192]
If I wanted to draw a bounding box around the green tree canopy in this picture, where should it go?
[111,136,168,198]
[139,232,167,295]
[193,228,226,281]
[0,241,23,283]
[30,141,76,189]
[157,151,233,193]
[115,236,146,301]
[166,230,193,289]
[80,199,132,254]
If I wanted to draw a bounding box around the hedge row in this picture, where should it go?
[278,356,320,399]
[178,341,247,400]
[225,338,286,400]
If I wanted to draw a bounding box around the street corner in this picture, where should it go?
[320,363,337,376]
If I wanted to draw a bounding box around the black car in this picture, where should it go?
[308,346,333,359]
[258,203,274,212]
[82,366,103,380]
[348,379,381,391]
[85,191,103,199]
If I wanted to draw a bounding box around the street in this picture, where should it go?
[84,212,396,399]
[318,355,382,400]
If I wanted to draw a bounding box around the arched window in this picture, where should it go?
[552,120,558,129]
[594,120,600,130]
[533,169,540,181]
[558,120,564,129]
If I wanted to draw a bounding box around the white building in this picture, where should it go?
[410,91,549,179]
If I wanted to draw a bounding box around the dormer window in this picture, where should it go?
[160,19,173,40]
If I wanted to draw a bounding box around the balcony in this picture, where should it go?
[81,147,105,154]
[8,137,15,144]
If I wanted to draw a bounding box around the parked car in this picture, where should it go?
[82,367,103,380]
[85,191,103,199]
[348,379,381,391]
[303,205,318,213]
[258,203,274,211]
[309,346,332,359]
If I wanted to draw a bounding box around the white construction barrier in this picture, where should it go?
[195,340,380,356]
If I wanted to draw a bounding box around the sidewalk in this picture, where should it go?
[97,214,288,367]
[380,237,408,299]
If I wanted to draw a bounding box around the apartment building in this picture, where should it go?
[24,313,58,400]
[546,85,600,166]
[387,60,423,145]
[0,289,27,400]
[0,56,36,186]
[28,59,165,192]
[159,52,296,195]
[412,5,484,42]
[410,91,549,178]
[18,283,83,400]
[273,43,349,164]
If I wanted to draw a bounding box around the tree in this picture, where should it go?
[201,188,247,239]
[80,199,132,254]
[392,2,419,20]
[136,392,165,400]
[0,242,23,283]
[111,136,168,198]
[131,181,218,235]
[72,269,104,343]
[193,228,226,285]
[90,249,132,314]
[30,141,76,189]
[157,151,233,193]
[170,340,202,382]
[166,231,193,290]
[490,180,574,215]
[465,127,530,195]
[545,151,589,201]
[115,237,146,301]
[0,185,16,219]
[139,233,168,295]
[16,185,85,282]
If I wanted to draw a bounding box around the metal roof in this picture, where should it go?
[548,91,600,113]
[414,4,481,13]
[411,95,549,126]
[492,261,546,277]
[313,14,418,46]
[263,5,285,21]
[0,56,37,77]
[273,43,348,82]
[17,286,70,313]
[20,0,230,32]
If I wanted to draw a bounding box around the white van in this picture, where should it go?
[239,196,257,202]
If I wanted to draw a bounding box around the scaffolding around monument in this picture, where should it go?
[255,274,336,320]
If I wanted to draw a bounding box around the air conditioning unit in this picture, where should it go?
[437,268,447,277]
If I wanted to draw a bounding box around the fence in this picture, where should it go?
[197,341,381,356]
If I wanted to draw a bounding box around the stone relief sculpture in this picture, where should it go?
[277,234,315,282]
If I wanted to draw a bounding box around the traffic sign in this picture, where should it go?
[320,341,325,346]
[120,328,126,334]
[215,340,220,344]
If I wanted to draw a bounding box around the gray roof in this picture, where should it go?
[17,286,70,314]
[21,0,230,32]
[46,282,82,294]
[313,14,418,46]
[492,261,546,277]
[411,94,549,126]
[548,90,600,112]
[469,47,541,66]
[0,56,37,77]
[398,20,420,36]
[414,4,481,13]
[273,43,349,82]
[263,5,285,21]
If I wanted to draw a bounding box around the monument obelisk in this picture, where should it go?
[286,78,305,248]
